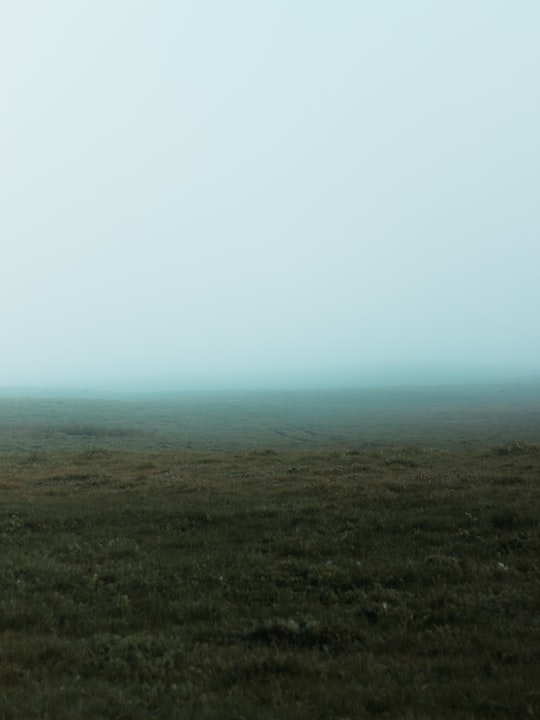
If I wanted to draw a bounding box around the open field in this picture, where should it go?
[0,384,539,718]
[1,382,540,453]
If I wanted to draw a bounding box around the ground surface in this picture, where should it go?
[0,385,539,718]
[1,382,539,452]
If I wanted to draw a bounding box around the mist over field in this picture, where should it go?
[1,2,539,394]
[2,9,540,716]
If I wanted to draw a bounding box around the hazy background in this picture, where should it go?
[2,1,539,393]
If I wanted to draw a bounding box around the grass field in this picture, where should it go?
[1,382,539,452]
[0,384,539,718]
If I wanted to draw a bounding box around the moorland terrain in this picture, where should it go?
[0,382,539,718]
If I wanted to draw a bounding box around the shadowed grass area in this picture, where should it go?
[0,444,539,718]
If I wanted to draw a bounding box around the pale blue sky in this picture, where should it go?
[1,1,539,390]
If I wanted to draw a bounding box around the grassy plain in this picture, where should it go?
[0,384,539,718]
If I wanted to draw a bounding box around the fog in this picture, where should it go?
[2,1,539,394]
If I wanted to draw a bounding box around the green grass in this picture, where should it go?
[1,443,539,718]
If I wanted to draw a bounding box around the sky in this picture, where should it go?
[1,1,539,391]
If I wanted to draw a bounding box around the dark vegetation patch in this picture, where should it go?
[0,440,538,719]
[0,388,539,717]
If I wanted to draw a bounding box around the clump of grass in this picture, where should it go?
[492,440,539,456]
[490,508,536,530]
